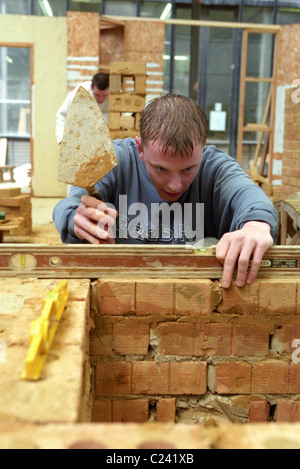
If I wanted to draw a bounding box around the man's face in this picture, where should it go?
[92,86,109,104]
[136,137,204,202]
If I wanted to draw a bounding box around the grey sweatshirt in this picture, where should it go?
[53,139,278,245]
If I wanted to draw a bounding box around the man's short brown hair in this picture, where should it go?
[139,94,209,157]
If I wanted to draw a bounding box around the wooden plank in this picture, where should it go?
[101,15,281,32]
[245,77,274,83]
[268,31,280,184]
[243,124,270,132]
[0,245,300,279]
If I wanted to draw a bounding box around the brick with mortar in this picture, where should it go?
[156,398,176,423]
[289,363,300,393]
[276,400,300,423]
[135,279,174,315]
[95,362,131,395]
[96,278,135,315]
[248,401,271,423]
[157,323,194,356]
[232,325,269,357]
[132,362,169,394]
[174,279,212,316]
[210,362,252,395]
[113,320,150,355]
[259,279,297,316]
[252,361,289,394]
[89,319,113,357]
[170,362,207,395]
[194,324,232,356]
[92,400,112,422]
[271,324,300,355]
[112,399,149,423]
[219,282,259,315]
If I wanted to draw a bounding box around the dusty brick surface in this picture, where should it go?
[0,279,90,423]
[90,275,300,424]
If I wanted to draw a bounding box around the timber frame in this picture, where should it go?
[0,245,300,279]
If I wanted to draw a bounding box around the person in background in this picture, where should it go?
[56,72,109,144]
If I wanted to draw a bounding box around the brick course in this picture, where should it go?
[91,277,300,424]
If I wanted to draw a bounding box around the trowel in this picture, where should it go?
[57,86,117,198]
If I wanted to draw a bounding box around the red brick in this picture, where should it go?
[95,362,131,394]
[259,280,297,315]
[212,362,252,395]
[89,320,113,356]
[248,400,270,423]
[132,362,169,394]
[272,325,300,356]
[276,400,300,422]
[170,362,207,395]
[252,361,289,394]
[194,324,232,356]
[233,325,269,357]
[158,323,194,356]
[92,400,112,422]
[113,320,150,355]
[289,363,300,393]
[219,282,259,315]
[135,279,174,315]
[96,279,135,315]
[174,279,212,316]
[156,398,176,423]
[112,399,149,423]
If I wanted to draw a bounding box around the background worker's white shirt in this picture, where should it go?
[56,81,109,144]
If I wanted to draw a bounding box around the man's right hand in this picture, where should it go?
[73,195,118,244]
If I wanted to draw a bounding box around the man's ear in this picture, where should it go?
[135,136,144,161]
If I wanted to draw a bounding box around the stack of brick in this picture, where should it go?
[90,277,300,425]
[281,87,300,199]
[109,62,147,140]
[0,188,32,237]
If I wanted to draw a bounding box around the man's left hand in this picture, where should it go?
[216,221,273,289]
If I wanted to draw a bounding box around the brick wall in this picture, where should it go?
[282,87,300,199]
[90,277,300,425]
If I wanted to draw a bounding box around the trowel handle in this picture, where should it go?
[87,186,102,200]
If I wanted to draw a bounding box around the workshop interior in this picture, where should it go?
[1,0,300,450]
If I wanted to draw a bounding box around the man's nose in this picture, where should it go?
[167,174,183,192]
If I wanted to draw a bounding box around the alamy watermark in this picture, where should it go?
[0,340,6,364]
[96,196,205,246]
[292,339,300,364]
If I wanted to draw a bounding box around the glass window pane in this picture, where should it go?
[140,1,169,18]
[70,0,102,13]
[0,0,31,15]
[206,9,235,143]
[105,0,136,16]
[173,7,191,97]
[33,0,67,17]
[0,47,31,137]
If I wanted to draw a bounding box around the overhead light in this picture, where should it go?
[39,0,53,17]
[160,3,172,20]
[6,56,13,64]
[163,55,189,62]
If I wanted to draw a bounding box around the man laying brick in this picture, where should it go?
[53,94,278,288]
